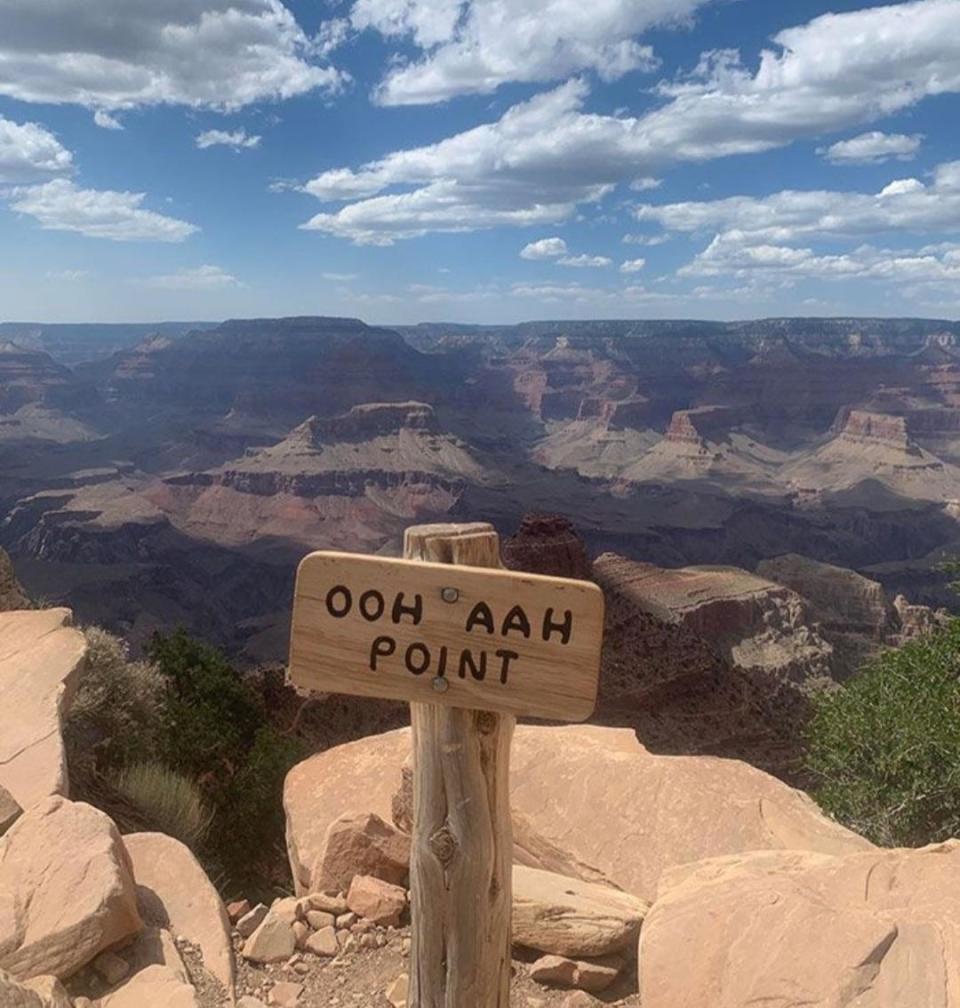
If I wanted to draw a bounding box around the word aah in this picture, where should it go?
[323,584,574,686]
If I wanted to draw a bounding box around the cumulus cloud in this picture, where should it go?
[635,161,960,242]
[0,116,73,183]
[558,254,612,268]
[9,179,198,242]
[680,232,960,291]
[143,265,240,289]
[351,0,705,105]
[520,237,569,260]
[196,129,262,150]
[620,258,646,273]
[302,0,960,243]
[93,110,123,130]
[820,131,923,165]
[635,161,960,299]
[0,0,345,111]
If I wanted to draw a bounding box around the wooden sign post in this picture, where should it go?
[289,522,604,1007]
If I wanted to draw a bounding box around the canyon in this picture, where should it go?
[1,314,958,673]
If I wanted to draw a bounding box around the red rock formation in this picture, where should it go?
[502,514,592,580]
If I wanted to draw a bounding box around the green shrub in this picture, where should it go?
[145,629,304,891]
[113,761,212,847]
[65,627,168,768]
[805,619,960,846]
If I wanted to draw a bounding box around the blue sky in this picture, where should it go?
[0,0,958,323]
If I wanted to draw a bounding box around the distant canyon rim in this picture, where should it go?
[1,314,959,676]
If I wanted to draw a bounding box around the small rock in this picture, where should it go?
[529,954,620,993]
[92,951,129,987]
[268,981,303,1007]
[336,912,357,929]
[292,921,309,949]
[346,875,406,927]
[237,999,267,1008]
[227,899,252,924]
[359,933,378,950]
[242,915,297,964]
[559,994,601,1008]
[306,910,335,930]
[530,955,578,988]
[237,904,270,938]
[270,897,302,926]
[305,926,339,958]
[386,973,409,1008]
[73,998,95,1008]
[307,892,349,915]
[317,812,410,892]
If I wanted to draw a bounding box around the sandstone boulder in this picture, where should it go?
[346,876,405,926]
[122,833,234,996]
[0,796,141,980]
[242,914,295,964]
[285,729,409,894]
[0,609,86,810]
[317,812,410,892]
[512,865,648,957]
[285,725,870,902]
[96,964,199,1008]
[640,841,960,1007]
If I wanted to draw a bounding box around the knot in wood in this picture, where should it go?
[429,826,458,866]
[476,711,498,735]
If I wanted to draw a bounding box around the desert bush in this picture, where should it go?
[113,761,212,847]
[805,619,960,846]
[65,627,168,768]
[145,629,305,890]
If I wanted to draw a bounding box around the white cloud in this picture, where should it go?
[9,179,198,242]
[351,0,705,105]
[520,237,568,260]
[620,257,646,273]
[680,232,960,292]
[45,269,89,281]
[0,0,345,111]
[623,232,669,246]
[143,264,240,289]
[820,131,922,164]
[303,0,960,244]
[630,177,662,192]
[558,254,612,268]
[322,271,358,281]
[635,160,960,243]
[93,110,123,130]
[0,116,73,183]
[196,129,262,150]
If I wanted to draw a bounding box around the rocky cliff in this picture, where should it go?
[757,553,949,677]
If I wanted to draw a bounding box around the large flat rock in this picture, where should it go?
[284,724,870,902]
[0,796,141,980]
[123,833,234,996]
[640,842,960,1007]
[512,865,649,957]
[0,609,86,810]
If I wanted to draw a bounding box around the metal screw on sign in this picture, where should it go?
[441,586,459,603]
[431,675,449,693]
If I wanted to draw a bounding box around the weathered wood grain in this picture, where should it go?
[407,523,513,1008]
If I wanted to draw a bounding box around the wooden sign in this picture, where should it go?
[289,550,604,721]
